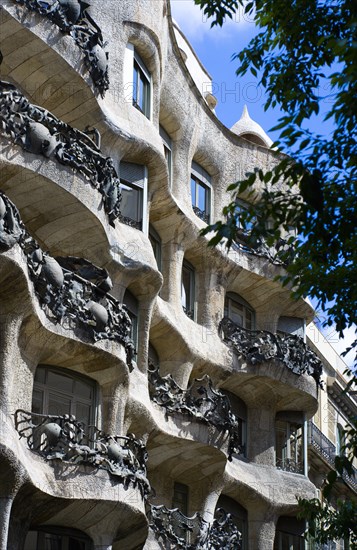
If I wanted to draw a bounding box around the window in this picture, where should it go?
[172,482,189,515]
[24,528,93,550]
[274,517,305,550]
[32,366,96,429]
[215,496,247,549]
[181,260,195,320]
[336,423,346,456]
[133,50,151,118]
[119,162,147,231]
[275,412,304,474]
[277,317,305,340]
[222,391,247,457]
[123,289,138,353]
[191,161,211,223]
[224,292,254,330]
[149,224,161,270]
[159,125,172,185]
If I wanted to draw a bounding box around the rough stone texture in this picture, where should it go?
[0,1,349,549]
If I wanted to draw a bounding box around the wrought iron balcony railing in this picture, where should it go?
[13,0,109,95]
[0,192,134,367]
[0,80,120,224]
[308,421,357,491]
[14,410,150,498]
[148,364,244,460]
[276,457,304,475]
[193,206,210,224]
[232,229,294,266]
[219,317,323,386]
[149,505,242,549]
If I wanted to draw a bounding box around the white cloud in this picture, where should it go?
[170,0,253,42]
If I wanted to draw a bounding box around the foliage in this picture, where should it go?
[196,0,357,352]
[194,0,357,545]
[298,410,357,547]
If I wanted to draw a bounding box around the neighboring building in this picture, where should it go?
[0,1,354,549]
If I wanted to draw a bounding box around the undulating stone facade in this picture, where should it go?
[0,1,355,549]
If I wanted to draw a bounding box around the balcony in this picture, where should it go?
[0,192,134,367]
[308,421,357,492]
[12,0,109,95]
[149,505,241,549]
[0,80,119,224]
[276,457,304,475]
[232,228,294,266]
[219,317,323,386]
[14,409,150,498]
[148,364,244,460]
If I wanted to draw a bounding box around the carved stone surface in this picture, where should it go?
[148,364,244,459]
[220,316,323,386]
[0,192,135,366]
[232,229,294,266]
[149,505,241,549]
[0,80,120,225]
[13,0,109,95]
[14,409,150,497]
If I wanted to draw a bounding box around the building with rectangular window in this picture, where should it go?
[0,1,355,549]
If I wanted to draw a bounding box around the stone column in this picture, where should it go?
[247,407,276,465]
[248,509,276,550]
[0,496,12,550]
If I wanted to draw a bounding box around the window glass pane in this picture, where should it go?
[48,392,71,417]
[172,483,188,515]
[197,183,207,212]
[181,267,191,310]
[44,533,62,550]
[75,380,92,400]
[34,368,46,384]
[133,65,138,105]
[32,390,44,415]
[75,403,91,428]
[120,183,142,223]
[191,177,196,206]
[48,371,73,394]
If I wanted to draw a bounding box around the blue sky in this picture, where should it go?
[171,0,356,368]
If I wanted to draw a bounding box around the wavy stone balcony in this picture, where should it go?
[0,191,134,366]
[308,421,357,492]
[149,505,241,549]
[0,79,120,224]
[14,409,150,498]
[11,0,109,96]
[219,317,323,386]
[148,364,244,460]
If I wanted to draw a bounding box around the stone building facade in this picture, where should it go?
[0,1,355,549]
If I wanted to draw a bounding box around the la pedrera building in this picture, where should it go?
[0,1,355,549]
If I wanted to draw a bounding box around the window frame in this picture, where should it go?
[224,292,255,331]
[133,50,151,118]
[123,289,139,356]
[181,259,196,320]
[190,161,211,224]
[32,365,97,429]
[119,162,148,233]
[159,125,172,187]
[149,224,162,271]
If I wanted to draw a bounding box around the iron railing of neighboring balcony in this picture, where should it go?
[308,421,357,491]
